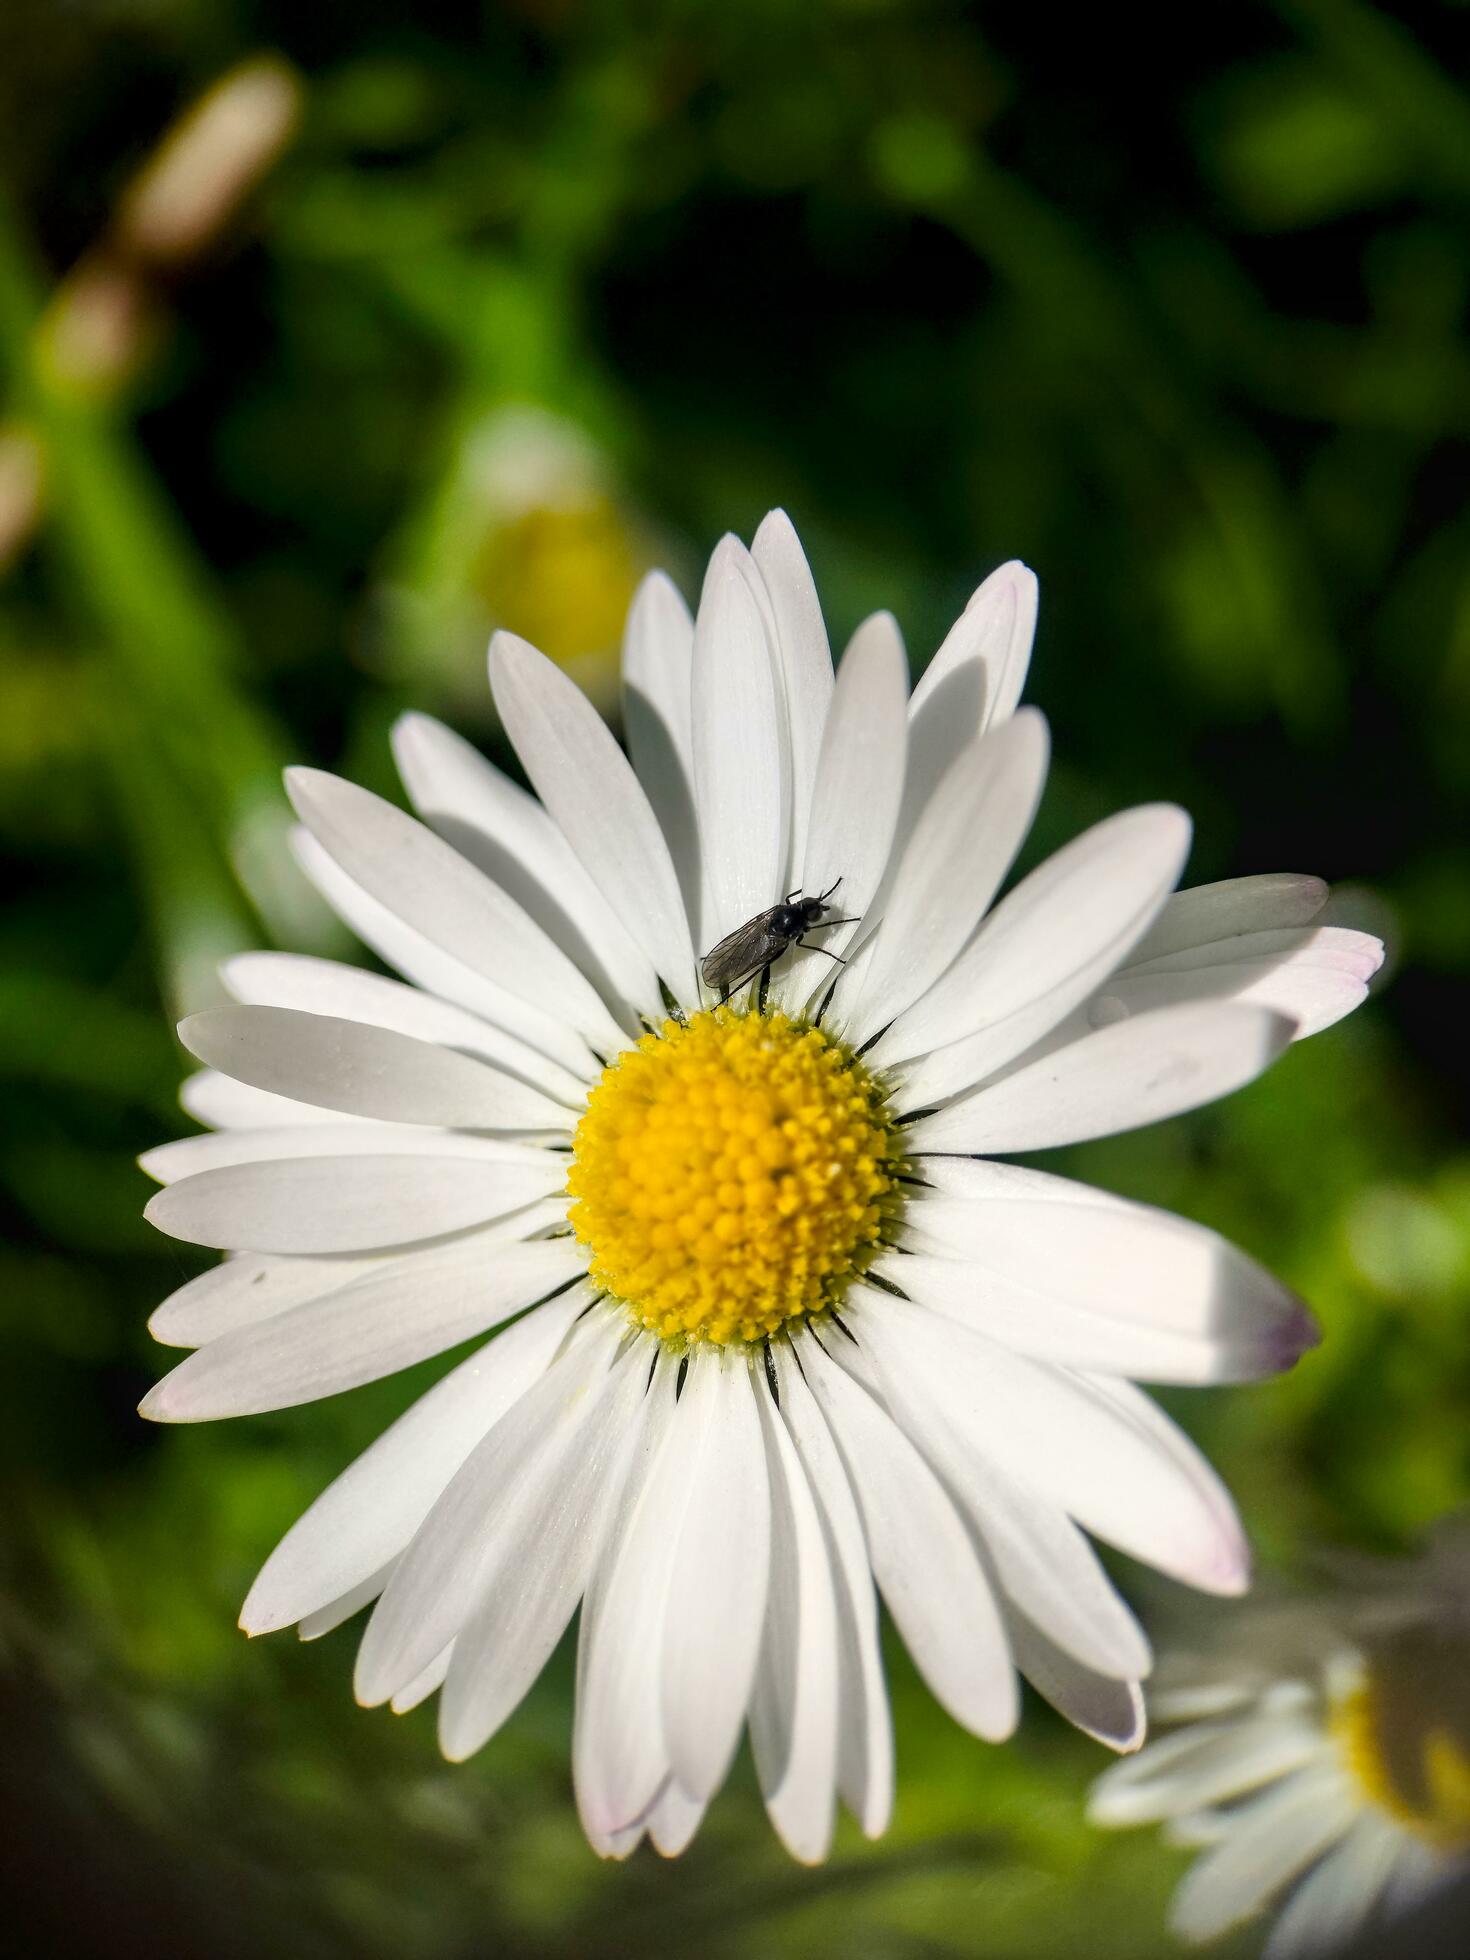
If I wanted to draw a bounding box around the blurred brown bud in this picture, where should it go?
[36,257,163,395]
[0,425,47,572]
[115,54,304,268]
[34,55,303,399]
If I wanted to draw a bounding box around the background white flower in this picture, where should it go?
[1088,1565,1470,1957]
[141,511,1383,1861]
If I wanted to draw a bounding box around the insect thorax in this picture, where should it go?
[770,903,812,939]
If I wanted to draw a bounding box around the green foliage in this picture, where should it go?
[0,3,1466,1954]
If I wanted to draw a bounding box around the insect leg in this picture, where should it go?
[714,960,770,1003]
[795,943,849,966]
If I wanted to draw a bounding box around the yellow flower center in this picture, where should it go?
[1333,1633,1470,1852]
[567,1006,898,1346]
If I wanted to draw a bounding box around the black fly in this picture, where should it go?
[700,879,859,1002]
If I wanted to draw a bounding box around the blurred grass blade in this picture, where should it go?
[0,191,330,953]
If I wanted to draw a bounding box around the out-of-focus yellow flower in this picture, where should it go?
[379,403,662,722]
[477,498,642,679]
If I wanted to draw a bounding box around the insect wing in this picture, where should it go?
[701,909,788,989]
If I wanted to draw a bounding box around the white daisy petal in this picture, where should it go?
[1148,1680,1264,1724]
[726,539,792,822]
[1125,921,1377,983]
[149,1200,568,1350]
[1081,1372,1253,1591]
[1129,872,1329,965]
[1095,925,1383,1042]
[771,608,908,1014]
[905,1001,1295,1151]
[140,1123,554,1184]
[660,1348,772,1803]
[980,1498,1152,1681]
[574,1354,685,1846]
[852,1286,1151,1676]
[692,537,788,949]
[145,1151,566,1255]
[225,950,589,1108]
[291,826,599,1080]
[1090,1723,1239,1816]
[1260,1812,1405,1960]
[1163,1807,1238,1849]
[1088,1714,1328,1826]
[297,1567,390,1642]
[140,1238,585,1423]
[178,1006,575,1133]
[584,1817,647,1863]
[877,1269,1284,1388]
[911,559,1038,729]
[148,1249,380,1348]
[751,510,834,883]
[489,633,698,1002]
[1168,1765,1359,1942]
[648,1780,707,1859]
[749,1369,840,1864]
[180,1066,355,1131]
[772,1340,894,1840]
[242,1289,590,1636]
[972,563,1039,730]
[900,1183,1301,1343]
[798,1327,1019,1742]
[392,710,660,1022]
[899,561,1038,862]
[886,1188,1318,1383]
[391,1644,455,1715]
[837,709,1050,1040]
[910,1154,1138,1211]
[353,1309,627,1706]
[622,570,700,926]
[850,1294,1248,1594]
[1011,1618,1146,1752]
[287,768,626,1053]
[437,1332,657,1761]
[875,802,1192,1081]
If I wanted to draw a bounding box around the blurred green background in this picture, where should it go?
[2,2,1469,1955]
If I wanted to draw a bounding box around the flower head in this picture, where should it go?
[1088,1534,1470,1955]
[140,512,1382,1861]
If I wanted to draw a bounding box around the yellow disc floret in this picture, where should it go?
[567,1006,898,1346]
[1333,1634,1470,1852]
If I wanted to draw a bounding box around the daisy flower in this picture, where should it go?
[1088,1544,1470,1957]
[139,512,1382,1862]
